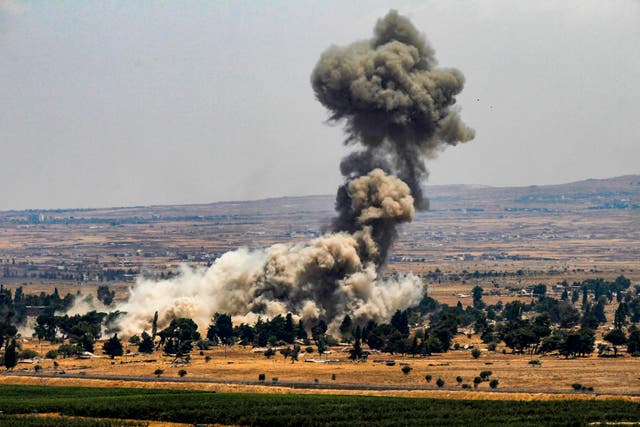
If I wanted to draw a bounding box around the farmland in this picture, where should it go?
[0,175,639,424]
[2,384,640,426]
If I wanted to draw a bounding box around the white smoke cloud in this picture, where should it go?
[113,230,424,337]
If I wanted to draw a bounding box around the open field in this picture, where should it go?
[7,338,640,397]
[1,175,639,416]
[2,384,640,426]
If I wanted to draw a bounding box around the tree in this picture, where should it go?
[489,379,499,389]
[3,339,17,370]
[339,315,353,341]
[284,313,295,343]
[560,328,595,358]
[532,284,547,300]
[436,378,445,388]
[390,310,409,335]
[296,320,307,340]
[603,329,627,356]
[472,286,484,308]
[627,326,640,355]
[208,313,234,356]
[614,303,629,329]
[349,326,364,361]
[138,331,154,354]
[103,333,123,359]
[178,369,187,377]
[159,317,200,360]
[471,348,481,359]
[0,322,17,349]
[154,368,164,377]
[96,285,115,306]
[151,311,159,340]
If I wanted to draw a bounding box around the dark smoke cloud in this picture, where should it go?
[312,10,475,259]
[73,10,474,336]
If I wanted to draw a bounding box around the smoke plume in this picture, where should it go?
[313,9,474,259]
[109,10,473,336]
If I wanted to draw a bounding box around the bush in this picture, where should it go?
[258,373,265,381]
[205,355,212,363]
[456,376,463,384]
[479,370,492,380]
[473,376,482,387]
[462,383,471,389]
[264,348,276,358]
[34,365,42,373]
[19,349,39,360]
[331,374,336,381]
[436,378,445,388]
[178,369,187,378]
[154,369,164,378]
[271,377,278,383]
[45,350,59,360]
[471,348,481,359]
[572,383,582,391]
[487,342,497,352]
[489,379,499,389]
[401,365,412,375]
[529,358,542,366]
[425,374,433,383]
[306,347,314,353]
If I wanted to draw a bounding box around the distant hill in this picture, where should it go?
[1,175,638,222]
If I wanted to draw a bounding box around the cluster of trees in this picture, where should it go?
[2,274,639,368]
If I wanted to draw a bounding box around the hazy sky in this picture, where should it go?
[1,0,638,210]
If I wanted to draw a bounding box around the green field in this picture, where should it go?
[1,384,640,426]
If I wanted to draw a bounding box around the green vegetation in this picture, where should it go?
[0,414,145,426]
[1,384,640,426]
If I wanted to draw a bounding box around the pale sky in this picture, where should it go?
[1,0,639,210]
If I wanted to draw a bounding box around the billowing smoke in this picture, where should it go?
[109,10,473,336]
[313,9,474,259]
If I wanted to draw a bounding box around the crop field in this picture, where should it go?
[1,384,640,426]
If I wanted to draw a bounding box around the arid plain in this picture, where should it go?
[1,174,639,399]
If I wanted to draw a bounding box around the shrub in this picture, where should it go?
[19,349,39,360]
[471,348,481,359]
[331,374,336,381]
[314,378,319,383]
[272,377,278,383]
[479,370,492,380]
[45,350,59,360]
[489,379,499,389]
[473,376,482,387]
[425,374,432,383]
[178,369,187,378]
[487,342,497,352]
[306,346,314,353]
[572,383,582,391]
[258,373,266,382]
[401,365,412,375]
[456,376,463,384]
[205,355,212,363]
[154,369,164,378]
[34,365,42,373]
[462,383,471,389]
[264,348,276,358]
[436,378,445,388]
[529,359,542,367]
[453,343,460,350]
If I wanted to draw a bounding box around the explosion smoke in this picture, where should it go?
[111,10,473,335]
[313,10,474,261]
